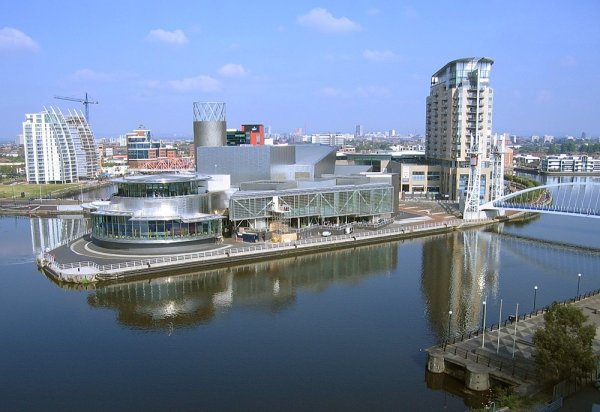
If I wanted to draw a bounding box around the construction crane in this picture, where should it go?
[54,92,98,123]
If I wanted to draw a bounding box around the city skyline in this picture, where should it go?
[2,1,599,140]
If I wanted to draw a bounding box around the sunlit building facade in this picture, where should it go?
[424,57,494,201]
[23,107,98,183]
[88,174,223,245]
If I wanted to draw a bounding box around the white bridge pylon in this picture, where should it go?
[480,182,600,218]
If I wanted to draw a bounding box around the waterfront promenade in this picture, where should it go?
[428,291,600,402]
[39,201,486,283]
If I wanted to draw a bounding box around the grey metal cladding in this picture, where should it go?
[193,121,227,147]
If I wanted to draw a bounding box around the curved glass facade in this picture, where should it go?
[91,215,222,243]
[116,179,199,197]
[90,174,223,245]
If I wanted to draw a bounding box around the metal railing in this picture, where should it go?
[441,288,600,348]
[45,229,91,252]
[443,342,534,382]
[47,218,463,278]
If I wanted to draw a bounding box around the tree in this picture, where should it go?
[533,302,598,384]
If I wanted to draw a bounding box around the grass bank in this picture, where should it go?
[0,182,93,199]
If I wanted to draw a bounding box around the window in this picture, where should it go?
[412,171,425,181]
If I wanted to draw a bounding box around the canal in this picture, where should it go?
[1,199,600,410]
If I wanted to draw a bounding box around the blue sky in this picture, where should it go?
[2,1,599,140]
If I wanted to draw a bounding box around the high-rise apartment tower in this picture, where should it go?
[425,57,494,201]
[23,107,98,183]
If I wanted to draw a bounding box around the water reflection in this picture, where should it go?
[33,214,600,341]
[425,370,493,409]
[30,216,88,255]
[422,230,500,340]
[78,183,117,201]
[83,243,397,330]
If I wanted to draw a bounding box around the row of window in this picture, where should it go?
[91,215,222,241]
[115,181,201,198]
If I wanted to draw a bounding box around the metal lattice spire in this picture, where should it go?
[490,133,505,206]
[193,102,226,121]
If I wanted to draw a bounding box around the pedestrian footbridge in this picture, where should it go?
[480,182,600,218]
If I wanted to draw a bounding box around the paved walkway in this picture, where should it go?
[560,384,600,411]
[439,292,600,396]
[48,203,460,268]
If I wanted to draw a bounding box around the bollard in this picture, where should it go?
[427,350,445,374]
[465,364,490,391]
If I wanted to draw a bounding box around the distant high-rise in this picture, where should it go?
[355,124,363,138]
[23,107,98,183]
[425,57,494,200]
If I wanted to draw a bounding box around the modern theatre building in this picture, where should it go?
[88,174,223,246]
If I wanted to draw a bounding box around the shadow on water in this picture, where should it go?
[42,242,398,331]
[425,369,497,409]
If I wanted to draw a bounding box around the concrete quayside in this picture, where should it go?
[39,217,468,284]
[426,290,600,400]
[37,198,536,285]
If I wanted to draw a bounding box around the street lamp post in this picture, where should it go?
[447,310,453,340]
[482,300,487,348]
[577,273,582,298]
[497,298,503,354]
[533,286,538,312]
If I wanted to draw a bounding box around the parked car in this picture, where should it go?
[321,231,332,237]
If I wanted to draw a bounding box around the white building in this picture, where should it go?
[310,133,352,146]
[23,107,98,183]
[540,155,600,173]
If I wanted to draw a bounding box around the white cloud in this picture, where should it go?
[73,68,116,82]
[218,63,246,78]
[320,87,349,98]
[297,8,361,33]
[0,27,39,52]
[356,86,390,98]
[363,49,399,62]
[169,75,221,92]
[147,29,188,45]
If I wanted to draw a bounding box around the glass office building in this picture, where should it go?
[89,174,223,245]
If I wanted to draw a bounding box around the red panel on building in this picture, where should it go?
[241,124,264,145]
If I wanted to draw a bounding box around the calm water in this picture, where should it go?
[2,209,600,410]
